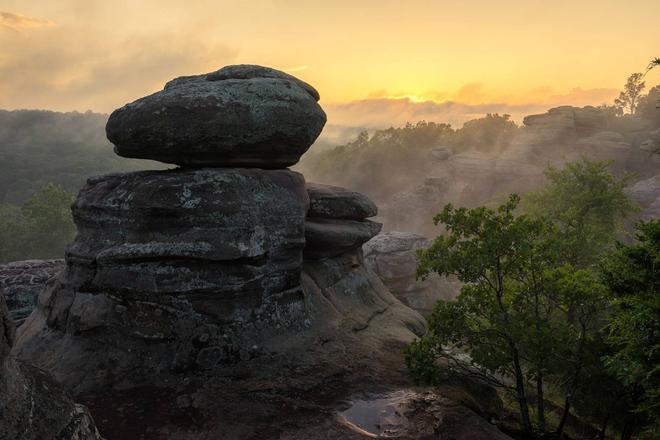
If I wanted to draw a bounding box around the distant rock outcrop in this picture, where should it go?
[381,105,659,236]
[627,174,660,219]
[363,232,461,314]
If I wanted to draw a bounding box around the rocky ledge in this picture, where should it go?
[1,295,102,440]
[0,259,64,326]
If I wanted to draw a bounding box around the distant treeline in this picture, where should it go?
[297,114,519,202]
[0,109,163,204]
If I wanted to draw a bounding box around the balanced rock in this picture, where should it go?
[106,65,327,168]
[305,182,381,259]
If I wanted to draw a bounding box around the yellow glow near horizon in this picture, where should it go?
[0,0,658,117]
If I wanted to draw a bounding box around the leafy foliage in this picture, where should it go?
[409,194,563,433]
[636,85,660,128]
[407,162,653,437]
[0,183,76,263]
[0,109,162,204]
[524,158,637,267]
[298,114,518,203]
[602,220,660,435]
[615,73,646,115]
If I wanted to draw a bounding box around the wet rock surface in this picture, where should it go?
[106,65,326,168]
[1,295,102,440]
[0,259,64,326]
[337,389,512,440]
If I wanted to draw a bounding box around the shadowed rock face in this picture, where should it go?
[305,182,382,259]
[1,295,102,440]
[0,259,64,326]
[106,65,327,168]
[307,182,378,219]
[65,168,308,321]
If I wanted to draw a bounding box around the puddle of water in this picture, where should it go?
[337,390,414,438]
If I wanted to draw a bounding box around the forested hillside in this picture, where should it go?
[0,110,163,204]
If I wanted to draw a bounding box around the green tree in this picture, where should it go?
[408,195,558,434]
[636,85,660,128]
[601,220,660,438]
[453,113,519,152]
[544,266,610,438]
[0,184,76,263]
[615,73,646,115]
[524,158,636,268]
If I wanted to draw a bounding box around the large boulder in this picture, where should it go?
[1,295,102,440]
[65,168,308,318]
[627,174,660,206]
[106,65,327,168]
[363,232,462,314]
[627,174,660,219]
[0,259,64,325]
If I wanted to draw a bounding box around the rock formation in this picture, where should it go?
[106,65,326,168]
[0,259,64,326]
[305,182,382,259]
[363,232,462,315]
[10,65,516,439]
[627,174,660,219]
[1,294,102,440]
[381,105,659,236]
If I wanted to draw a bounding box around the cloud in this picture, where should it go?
[317,86,620,145]
[452,82,486,103]
[547,87,618,106]
[323,85,619,129]
[0,11,55,30]
[324,97,548,130]
[0,26,237,112]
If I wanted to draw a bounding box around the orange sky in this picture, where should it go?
[1,0,658,128]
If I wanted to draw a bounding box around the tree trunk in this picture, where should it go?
[598,413,609,440]
[557,395,571,438]
[512,349,533,434]
[536,372,546,433]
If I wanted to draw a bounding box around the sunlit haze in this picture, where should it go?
[1,0,659,129]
